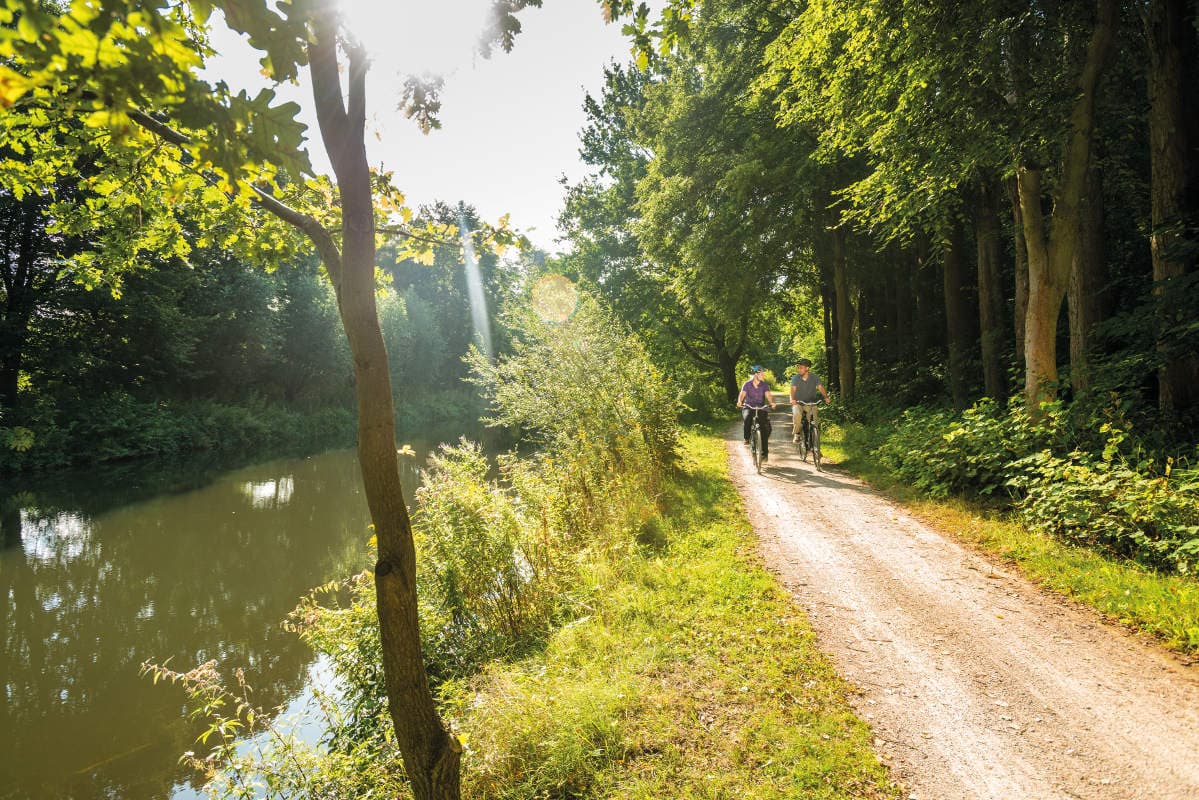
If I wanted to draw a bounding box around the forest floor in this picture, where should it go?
[725,414,1199,800]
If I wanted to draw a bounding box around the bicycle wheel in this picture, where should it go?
[751,426,762,474]
[811,423,822,471]
[798,416,808,461]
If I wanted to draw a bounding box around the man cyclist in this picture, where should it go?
[737,365,776,462]
[790,358,831,450]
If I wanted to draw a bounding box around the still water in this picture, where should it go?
[0,447,424,799]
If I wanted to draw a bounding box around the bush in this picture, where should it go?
[872,398,1069,500]
[865,395,1199,575]
[1011,431,1199,573]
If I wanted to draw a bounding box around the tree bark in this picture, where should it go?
[304,16,461,800]
[1146,0,1199,413]
[815,230,839,392]
[832,225,855,402]
[1007,176,1030,366]
[894,246,913,360]
[1068,162,1107,395]
[976,178,1008,400]
[943,220,973,409]
[1019,0,1117,410]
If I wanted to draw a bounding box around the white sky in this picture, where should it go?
[207,0,639,253]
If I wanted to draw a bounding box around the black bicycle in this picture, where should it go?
[794,401,824,471]
[743,403,771,474]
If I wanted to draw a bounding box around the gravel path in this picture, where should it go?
[726,416,1199,800]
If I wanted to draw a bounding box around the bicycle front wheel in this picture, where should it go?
[751,428,762,474]
[811,424,822,471]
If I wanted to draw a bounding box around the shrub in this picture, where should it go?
[872,398,1070,500]
[1012,430,1199,573]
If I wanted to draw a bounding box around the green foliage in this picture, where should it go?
[415,440,557,678]
[140,657,409,800]
[162,288,683,795]
[1012,441,1199,573]
[874,398,1069,500]
[444,431,898,800]
[868,397,1199,576]
[0,392,355,473]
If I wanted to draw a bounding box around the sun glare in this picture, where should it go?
[339,0,495,78]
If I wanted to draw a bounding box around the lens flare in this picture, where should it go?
[530,274,578,324]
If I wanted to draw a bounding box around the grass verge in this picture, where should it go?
[825,422,1199,656]
[444,429,900,799]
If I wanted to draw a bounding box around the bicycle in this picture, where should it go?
[742,403,771,474]
[793,401,824,471]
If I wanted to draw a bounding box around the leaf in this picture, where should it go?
[0,65,34,107]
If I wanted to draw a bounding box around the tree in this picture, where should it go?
[1143,0,1199,413]
[4,2,537,797]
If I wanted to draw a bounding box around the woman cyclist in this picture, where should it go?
[737,365,776,463]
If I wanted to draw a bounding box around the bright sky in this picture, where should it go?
[208,0,639,253]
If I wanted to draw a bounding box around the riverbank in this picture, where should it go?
[447,428,899,798]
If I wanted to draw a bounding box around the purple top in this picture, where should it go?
[741,378,771,407]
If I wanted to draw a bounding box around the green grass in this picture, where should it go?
[444,429,900,799]
[827,421,1199,655]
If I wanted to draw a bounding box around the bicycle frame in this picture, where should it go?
[794,401,823,469]
[743,404,770,474]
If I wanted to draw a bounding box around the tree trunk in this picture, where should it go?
[1068,162,1106,395]
[1146,0,1199,413]
[1007,176,1030,365]
[1020,0,1117,410]
[816,233,839,392]
[944,221,973,409]
[894,247,913,360]
[718,347,740,404]
[976,178,1008,400]
[832,225,855,402]
[305,18,461,800]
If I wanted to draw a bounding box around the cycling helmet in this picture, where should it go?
[750,364,765,373]
[795,358,812,367]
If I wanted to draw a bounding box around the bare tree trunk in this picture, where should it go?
[1068,162,1106,395]
[976,178,1008,400]
[832,225,855,402]
[1007,176,1030,365]
[894,246,913,358]
[1020,0,1117,410]
[817,233,839,392]
[306,18,461,800]
[944,221,973,409]
[1146,0,1199,413]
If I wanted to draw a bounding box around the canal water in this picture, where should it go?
[0,447,426,799]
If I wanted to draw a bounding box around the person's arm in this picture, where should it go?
[818,382,831,403]
[767,389,775,409]
[790,381,797,404]
[736,388,746,408]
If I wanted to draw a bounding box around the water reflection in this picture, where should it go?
[0,447,427,800]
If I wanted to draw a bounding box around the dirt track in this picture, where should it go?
[726,415,1199,800]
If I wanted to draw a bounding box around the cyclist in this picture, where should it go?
[737,365,776,462]
[790,358,831,446]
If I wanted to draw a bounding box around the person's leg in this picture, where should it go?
[792,404,801,440]
[760,409,772,458]
[743,408,752,444]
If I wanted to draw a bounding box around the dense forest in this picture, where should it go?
[0,195,516,474]
[563,0,1197,429]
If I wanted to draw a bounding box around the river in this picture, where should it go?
[0,447,426,799]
